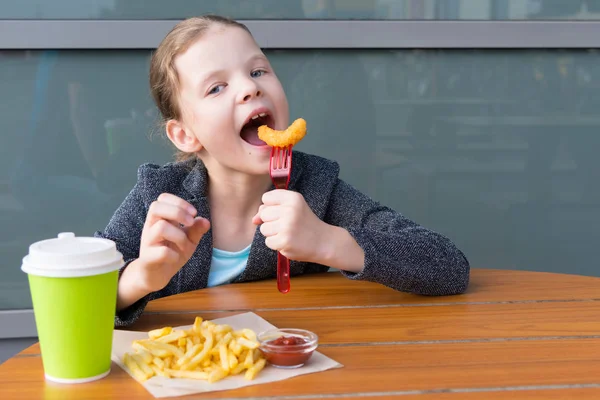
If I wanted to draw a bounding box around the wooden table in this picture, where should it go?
[2,269,600,399]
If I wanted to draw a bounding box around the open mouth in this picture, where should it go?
[240,111,275,146]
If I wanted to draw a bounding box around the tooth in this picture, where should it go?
[258,113,267,117]
[251,115,259,120]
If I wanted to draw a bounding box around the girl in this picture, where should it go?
[95,15,470,326]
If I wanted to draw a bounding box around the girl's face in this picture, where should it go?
[170,25,289,177]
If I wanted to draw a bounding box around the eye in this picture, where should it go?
[251,69,266,78]
[207,84,225,95]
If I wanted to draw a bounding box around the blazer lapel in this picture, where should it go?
[178,160,213,291]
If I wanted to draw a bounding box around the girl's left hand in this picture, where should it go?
[252,189,329,262]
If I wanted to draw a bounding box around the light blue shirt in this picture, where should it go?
[207,244,251,287]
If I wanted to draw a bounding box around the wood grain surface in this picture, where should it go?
[1,269,599,400]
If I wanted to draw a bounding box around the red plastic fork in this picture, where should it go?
[269,145,292,293]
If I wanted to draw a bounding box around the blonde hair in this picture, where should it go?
[149,15,252,161]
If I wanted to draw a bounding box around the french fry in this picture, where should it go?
[208,366,228,383]
[181,329,213,369]
[124,353,150,382]
[177,343,202,367]
[193,317,203,332]
[219,343,230,372]
[148,327,172,340]
[228,352,239,370]
[230,340,243,357]
[122,316,267,385]
[132,340,169,358]
[230,362,246,375]
[153,357,165,370]
[237,328,257,342]
[136,348,153,364]
[237,337,259,350]
[211,332,233,355]
[245,358,266,381]
[214,324,232,334]
[202,361,215,371]
[131,353,154,379]
[151,365,170,378]
[166,369,208,380]
[201,320,216,332]
[243,348,254,368]
[132,340,149,353]
[155,330,186,344]
[243,329,257,342]
[147,341,185,359]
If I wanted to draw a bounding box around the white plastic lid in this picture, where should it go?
[21,232,124,278]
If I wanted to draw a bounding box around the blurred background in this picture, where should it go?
[2,0,600,360]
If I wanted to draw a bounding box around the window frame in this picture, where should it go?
[1,17,598,338]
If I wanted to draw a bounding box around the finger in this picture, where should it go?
[147,201,195,228]
[148,220,189,253]
[251,205,266,225]
[157,193,197,216]
[264,235,283,252]
[144,245,180,266]
[251,213,263,225]
[259,221,279,238]
[256,205,281,223]
[261,189,292,206]
[184,216,210,245]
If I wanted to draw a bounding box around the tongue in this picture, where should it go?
[241,125,267,146]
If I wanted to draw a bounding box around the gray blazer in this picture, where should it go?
[95,151,470,326]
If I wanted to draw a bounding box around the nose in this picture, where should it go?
[238,77,262,103]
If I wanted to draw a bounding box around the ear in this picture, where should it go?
[165,119,203,153]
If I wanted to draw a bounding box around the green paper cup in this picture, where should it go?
[21,232,123,384]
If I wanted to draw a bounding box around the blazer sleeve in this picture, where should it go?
[324,178,470,296]
[94,178,151,327]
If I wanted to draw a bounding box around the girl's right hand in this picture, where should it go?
[135,193,210,293]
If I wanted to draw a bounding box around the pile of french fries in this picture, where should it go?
[122,317,266,383]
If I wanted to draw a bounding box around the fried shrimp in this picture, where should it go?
[258,118,306,147]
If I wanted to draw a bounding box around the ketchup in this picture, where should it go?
[260,335,314,367]
[271,335,308,347]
